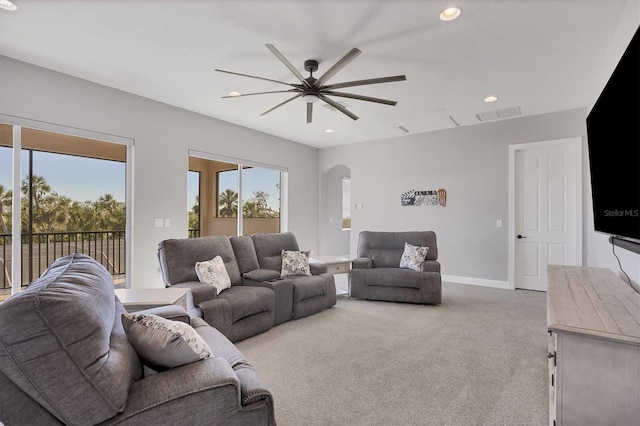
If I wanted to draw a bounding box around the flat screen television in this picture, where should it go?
[586,25,640,254]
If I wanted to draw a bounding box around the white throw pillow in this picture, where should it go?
[399,242,429,272]
[122,313,212,371]
[281,250,312,277]
[195,255,231,294]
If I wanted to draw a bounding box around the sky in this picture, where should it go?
[0,147,125,202]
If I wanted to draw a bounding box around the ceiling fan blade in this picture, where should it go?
[315,47,361,87]
[215,69,298,87]
[324,75,407,90]
[307,102,313,124]
[323,91,398,106]
[265,44,310,87]
[222,89,299,98]
[260,93,302,116]
[319,95,359,121]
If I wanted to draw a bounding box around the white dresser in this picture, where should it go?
[547,265,640,426]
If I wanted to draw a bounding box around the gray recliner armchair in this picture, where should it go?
[249,232,337,319]
[349,231,442,304]
[0,253,276,426]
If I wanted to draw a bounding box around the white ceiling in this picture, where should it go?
[0,0,637,148]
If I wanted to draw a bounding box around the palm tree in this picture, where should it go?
[218,189,238,218]
[0,184,12,235]
[21,174,52,233]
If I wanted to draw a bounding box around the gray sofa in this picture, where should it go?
[158,232,336,342]
[349,231,442,304]
[0,253,275,426]
[158,235,276,343]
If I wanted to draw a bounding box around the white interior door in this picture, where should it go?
[510,138,582,291]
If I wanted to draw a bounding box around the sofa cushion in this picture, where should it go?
[281,250,312,277]
[0,253,142,426]
[252,232,300,271]
[158,236,242,286]
[230,235,261,274]
[122,312,212,371]
[217,286,274,323]
[289,275,332,301]
[364,268,426,289]
[399,242,429,272]
[195,255,232,294]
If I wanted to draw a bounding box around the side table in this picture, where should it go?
[114,287,191,313]
[309,255,351,296]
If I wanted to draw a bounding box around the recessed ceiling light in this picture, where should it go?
[324,129,334,133]
[440,7,461,21]
[0,0,17,11]
[228,91,241,97]
[484,95,499,103]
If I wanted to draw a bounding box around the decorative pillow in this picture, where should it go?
[122,313,212,371]
[281,249,312,277]
[195,255,231,294]
[399,242,429,272]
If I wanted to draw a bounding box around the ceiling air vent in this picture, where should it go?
[476,106,521,122]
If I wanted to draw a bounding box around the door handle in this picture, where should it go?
[517,234,527,239]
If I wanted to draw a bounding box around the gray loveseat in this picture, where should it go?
[0,253,275,426]
[349,231,442,304]
[158,232,336,342]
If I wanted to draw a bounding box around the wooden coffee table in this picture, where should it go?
[115,287,191,313]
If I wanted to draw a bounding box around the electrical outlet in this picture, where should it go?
[154,218,164,228]
[164,218,171,227]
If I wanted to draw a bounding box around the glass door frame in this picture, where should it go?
[188,149,288,236]
[0,114,135,293]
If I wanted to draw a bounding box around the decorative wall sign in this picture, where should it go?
[401,189,447,207]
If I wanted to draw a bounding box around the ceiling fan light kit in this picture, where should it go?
[215,44,406,123]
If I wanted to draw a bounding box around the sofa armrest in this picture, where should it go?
[243,268,281,282]
[138,304,190,324]
[309,262,327,275]
[423,260,441,273]
[112,357,261,424]
[199,297,232,337]
[171,281,217,305]
[351,257,372,269]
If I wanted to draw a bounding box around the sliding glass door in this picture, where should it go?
[0,120,133,298]
[188,151,286,237]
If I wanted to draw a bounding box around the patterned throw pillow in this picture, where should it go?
[122,313,212,371]
[399,242,429,272]
[281,249,312,277]
[195,255,231,294]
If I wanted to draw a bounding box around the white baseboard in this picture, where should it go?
[442,274,511,290]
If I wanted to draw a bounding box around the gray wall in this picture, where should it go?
[0,56,320,288]
[319,108,640,287]
[319,164,351,256]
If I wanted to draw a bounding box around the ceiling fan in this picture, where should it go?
[215,44,406,123]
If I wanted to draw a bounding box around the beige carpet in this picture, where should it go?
[236,282,549,426]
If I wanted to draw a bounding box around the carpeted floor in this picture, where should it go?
[236,282,549,426]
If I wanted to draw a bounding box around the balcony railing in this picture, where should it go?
[0,230,125,291]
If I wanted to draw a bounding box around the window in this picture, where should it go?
[342,177,351,230]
